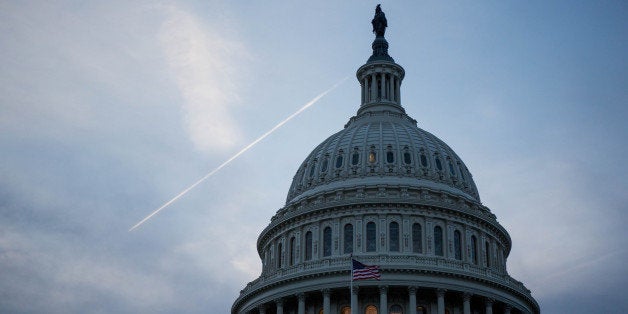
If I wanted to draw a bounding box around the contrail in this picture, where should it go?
[129,77,348,232]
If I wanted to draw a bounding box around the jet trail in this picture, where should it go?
[129,77,347,232]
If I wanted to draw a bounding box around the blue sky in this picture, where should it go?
[1,1,626,313]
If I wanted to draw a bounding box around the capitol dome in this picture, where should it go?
[233,6,539,314]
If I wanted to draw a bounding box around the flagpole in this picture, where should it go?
[350,254,355,313]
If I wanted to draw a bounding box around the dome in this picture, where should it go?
[286,107,481,207]
[233,6,539,314]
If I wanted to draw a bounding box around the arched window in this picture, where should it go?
[386,151,394,163]
[305,231,313,261]
[435,157,443,171]
[420,153,428,167]
[412,223,422,253]
[277,242,282,268]
[449,161,455,176]
[352,151,360,165]
[417,306,426,314]
[485,241,491,267]
[459,164,466,180]
[390,304,403,314]
[365,305,378,314]
[344,224,353,254]
[289,237,296,266]
[454,230,462,260]
[434,226,444,256]
[470,235,478,265]
[323,227,332,257]
[389,222,399,252]
[404,151,412,164]
[368,151,376,163]
[366,222,376,252]
[340,306,351,314]
[336,154,344,168]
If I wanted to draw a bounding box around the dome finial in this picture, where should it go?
[372,4,387,37]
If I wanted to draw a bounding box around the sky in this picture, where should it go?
[0,1,626,313]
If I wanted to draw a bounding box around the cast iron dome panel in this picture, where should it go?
[286,112,481,205]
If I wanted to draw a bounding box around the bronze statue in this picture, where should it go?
[371,4,387,37]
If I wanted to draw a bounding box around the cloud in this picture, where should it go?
[158,4,248,153]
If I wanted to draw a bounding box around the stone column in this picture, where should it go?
[379,286,388,314]
[276,299,284,314]
[370,73,377,101]
[258,304,266,314]
[504,304,512,314]
[485,298,493,314]
[395,76,400,103]
[323,289,331,314]
[436,289,446,314]
[298,293,305,314]
[382,73,387,100]
[408,286,417,314]
[462,293,471,314]
[351,286,359,314]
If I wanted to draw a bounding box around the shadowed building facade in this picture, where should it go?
[232,6,539,314]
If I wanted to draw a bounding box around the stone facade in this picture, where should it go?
[232,6,539,314]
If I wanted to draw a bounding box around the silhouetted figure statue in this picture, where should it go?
[371,4,387,37]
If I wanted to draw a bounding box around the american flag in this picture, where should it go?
[352,259,381,281]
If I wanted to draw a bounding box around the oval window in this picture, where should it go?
[386,151,394,163]
[335,155,344,168]
[404,152,411,164]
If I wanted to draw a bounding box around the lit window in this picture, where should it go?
[341,306,351,314]
[344,224,353,254]
[434,226,443,256]
[323,227,332,257]
[412,223,422,253]
[389,222,399,252]
[365,305,378,314]
[369,151,376,163]
[386,151,394,163]
[366,222,376,252]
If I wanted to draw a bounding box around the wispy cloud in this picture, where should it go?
[158,5,248,153]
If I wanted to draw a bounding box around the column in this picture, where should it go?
[298,293,305,314]
[504,304,512,314]
[351,286,359,314]
[485,298,493,314]
[408,286,417,314]
[382,73,387,100]
[323,289,331,314]
[258,304,266,314]
[462,293,471,314]
[436,289,446,314]
[379,286,388,314]
[395,76,400,103]
[370,73,377,100]
[276,299,284,314]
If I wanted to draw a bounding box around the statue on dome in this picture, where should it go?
[371,4,387,37]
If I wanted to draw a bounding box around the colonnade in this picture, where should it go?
[360,72,401,105]
[252,286,520,314]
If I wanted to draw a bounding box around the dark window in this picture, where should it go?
[386,151,394,163]
[389,222,399,252]
[335,155,343,168]
[420,154,428,167]
[352,152,360,165]
[485,241,491,267]
[289,237,296,266]
[344,224,353,254]
[321,158,328,172]
[435,157,442,171]
[277,243,282,268]
[323,227,332,257]
[305,231,312,261]
[366,222,376,252]
[459,165,466,180]
[390,304,403,314]
[454,230,462,260]
[404,152,412,164]
[417,306,426,314]
[412,223,422,253]
[471,235,478,265]
[434,226,443,256]
[449,161,455,176]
